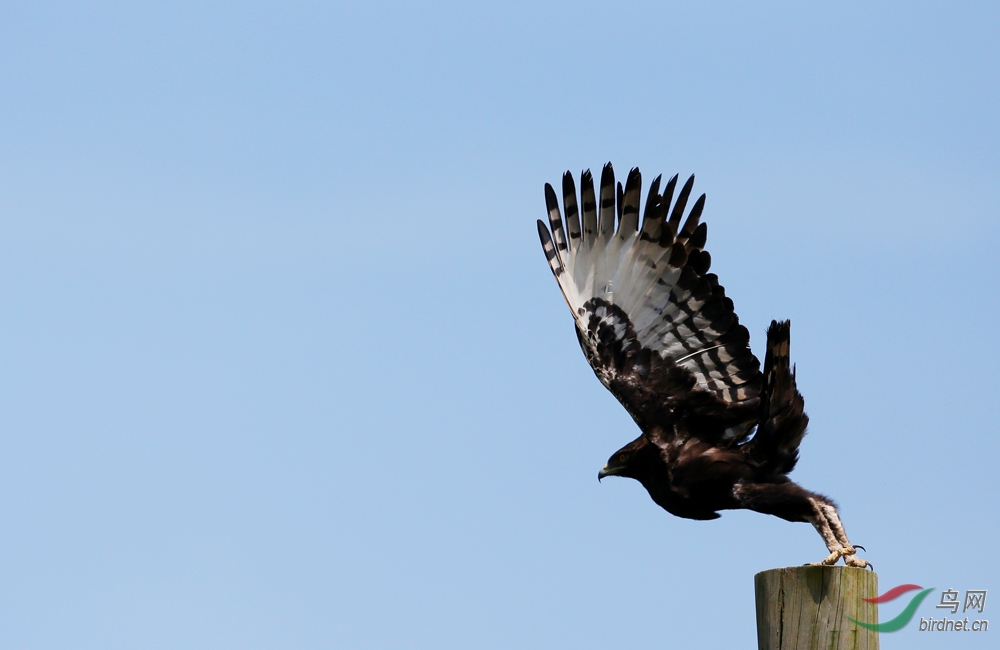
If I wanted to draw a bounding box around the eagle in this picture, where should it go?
[537,163,870,569]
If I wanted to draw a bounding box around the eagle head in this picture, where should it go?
[598,435,656,482]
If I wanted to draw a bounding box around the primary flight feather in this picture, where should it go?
[537,163,870,568]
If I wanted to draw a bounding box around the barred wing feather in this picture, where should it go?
[538,163,762,443]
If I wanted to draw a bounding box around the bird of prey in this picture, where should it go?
[536,163,870,569]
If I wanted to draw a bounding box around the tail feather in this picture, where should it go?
[744,320,809,476]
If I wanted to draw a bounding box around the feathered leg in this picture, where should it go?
[733,481,870,567]
[816,501,870,568]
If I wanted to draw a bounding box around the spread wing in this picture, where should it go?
[537,163,762,444]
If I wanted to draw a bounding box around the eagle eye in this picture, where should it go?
[618,453,627,463]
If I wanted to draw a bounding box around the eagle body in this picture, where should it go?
[537,164,870,568]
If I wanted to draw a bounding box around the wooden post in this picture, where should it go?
[755,566,879,650]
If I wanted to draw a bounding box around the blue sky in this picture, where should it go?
[1,2,998,648]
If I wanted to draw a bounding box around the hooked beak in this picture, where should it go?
[598,464,613,481]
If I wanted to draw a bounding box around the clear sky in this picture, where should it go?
[2,2,998,649]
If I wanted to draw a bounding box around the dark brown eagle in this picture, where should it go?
[537,163,870,569]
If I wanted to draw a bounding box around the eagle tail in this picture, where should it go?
[744,320,809,476]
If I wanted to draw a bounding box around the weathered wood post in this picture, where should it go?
[755,566,879,650]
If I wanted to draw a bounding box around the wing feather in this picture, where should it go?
[598,164,616,237]
[639,174,663,241]
[677,193,706,247]
[544,183,568,255]
[618,168,642,239]
[562,172,582,249]
[580,170,598,240]
[538,164,762,442]
[667,174,695,230]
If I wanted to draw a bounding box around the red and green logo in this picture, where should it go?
[850,584,934,632]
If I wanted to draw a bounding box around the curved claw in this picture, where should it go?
[866,561,875,571]
[853,545,866,553]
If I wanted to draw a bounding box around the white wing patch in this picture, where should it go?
[538,164,760,413]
